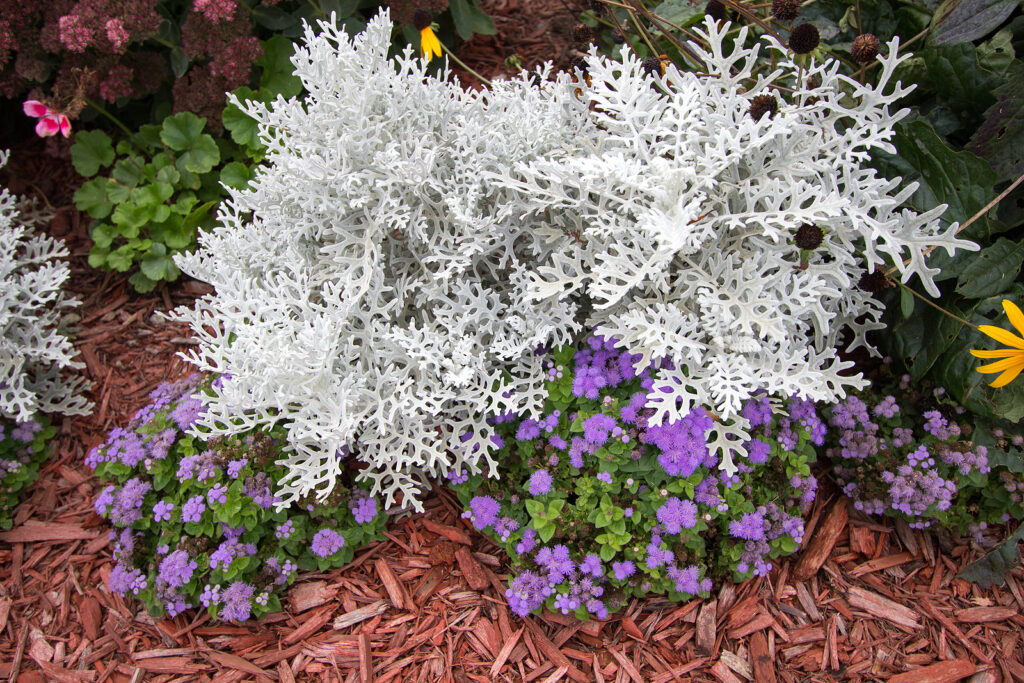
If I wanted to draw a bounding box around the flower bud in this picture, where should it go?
[749,94,778,121]
[795,223,823,250]
[771,0,801,22]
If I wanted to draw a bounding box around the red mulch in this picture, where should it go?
[3,2,1024,680]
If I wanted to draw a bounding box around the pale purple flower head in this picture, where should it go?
[158,550,197,588]
[464,496,501,530]
[528,469,553,496]
[219,581,254,621]
[181,495,206,523]
[311,528,345,558]
[207,483,228,505]
[152,500,174,523]
[656,497,698,534]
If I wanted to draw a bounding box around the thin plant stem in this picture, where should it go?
[441,43,492,88]
[84,97,134,138]
[885,170,1024,277]
[896,281,978,330]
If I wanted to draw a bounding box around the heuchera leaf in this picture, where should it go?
[929,0,1018,46]
[958,523,1024,588]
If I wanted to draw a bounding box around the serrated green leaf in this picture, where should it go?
[71,130,114,177]
[160,112,207,151]
[106,245,136,272]
[955,238,1024,298]
[929,0,1018,45]
[128,271,158,292]
[89,223,118,249]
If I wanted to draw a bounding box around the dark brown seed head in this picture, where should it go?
[851,33,880,64]
[641,56,663,78]
[795,223,823,249]
[771,0,801,22]
[569,55,589,75]
[857,269,890,293]
[789,23,820,54]
[412,10,432,31]
[573,23,597,45]
[705,0,727,20]
[588,0,606,15]
[749,93,778,121]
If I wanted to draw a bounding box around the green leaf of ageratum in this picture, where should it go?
[958,522,1024,588]
[538,523,556,543]
[448,0,496,40]
[71,130,114,178]
[929,0,1018,46]
[525,499,544,518]
[955,237,1024,298]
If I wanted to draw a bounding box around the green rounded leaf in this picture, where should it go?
[160,112,207,151]
[71,130,114,177]
[74,179,114,219]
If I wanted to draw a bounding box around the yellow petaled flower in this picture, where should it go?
[970,299,1024,388]
[420,26,443,61]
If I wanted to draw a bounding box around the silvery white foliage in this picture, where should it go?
[0,151,92,422]
[171,11,592,510]
[490,21,977,471]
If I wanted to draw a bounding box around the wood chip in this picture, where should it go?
[288,581,338,613]
[849,553,914,577]
[359,633,374,683]
[697,600,717,655]
[420,518,473,545]
[454,546,490,592]
[848,587,920,629]
[793,501,848,581]
[955,607,1017,623]
[206,651,277,680]
[709,660,744,683]
[607,646,644,683]
[888,659,976,683]
[0,522,97,543]
[749,631,777,683]
[729,613,774,640]
[333,601,389,630]
[374,558,409,611]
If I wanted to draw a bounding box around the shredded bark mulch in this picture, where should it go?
[2,1,1024,679]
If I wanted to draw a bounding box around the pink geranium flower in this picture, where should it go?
[23,100,71,138]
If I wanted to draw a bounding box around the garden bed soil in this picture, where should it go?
[2,0,1024,679]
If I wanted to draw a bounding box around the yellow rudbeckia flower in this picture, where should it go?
[970,299,1024,388]
[413,11,443,61]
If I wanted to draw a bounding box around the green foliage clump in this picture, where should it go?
[88,375,388,621]
[0,417,56,530]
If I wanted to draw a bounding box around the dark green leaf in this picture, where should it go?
[169,46,189,79]
[955,237,1024,298]
[930,0,1018,46]
[958,523,1024,587]
[71,130,114,177]
[968,62,1024,182]
[251,5,300,31]
[89,223,118,249]
[900,287,914,318]
[448,0,496,40]
[128,271,159,292]
[182,200,218,234]
[177,134,220,174]
[258,35,303,98]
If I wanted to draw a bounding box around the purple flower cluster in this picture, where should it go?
[311,529,345,558]
[158,550,197,588]
[349,492,378,524]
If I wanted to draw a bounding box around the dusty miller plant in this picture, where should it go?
[171,12,975,509]
[0,151,92,421]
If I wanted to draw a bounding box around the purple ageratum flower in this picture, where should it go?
[747,438,771,464]
[169,396,205,430]
[729,511,767,541]
[147,429,177,461]
[527,469,553,496]
[158,550,197,588]
[656,497,698,534]
[350,495,378,524]
[275,521,294,540]
[667,564,702,595]
[152,500,174,523]
[110,477,152,526]
[311,528,345,558]
[506,570,553,617]
[10,420,42,443]
[448,469,469,485]
[226,458,248,479]
[108,563,147,595]
[94,485,116,516]
[494,516,520,541]
[741,396,772,428]
[596,471,612,484]
[611,560,636,580]
[515,528,538,554]
[579,554,602,578]
[464,496,501,530]
[181,495,206,523]
[207,483,228,505]
[516,419,542,441]
[243,473,277,509]
[219,581,255,622]
[619,392,648,425]
[582,414,617,446]
[200,583,222,607]
[177,455,200,480]
[549,434,567,450]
